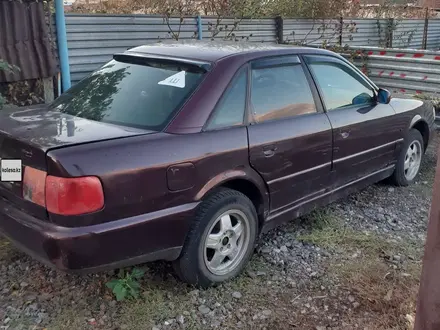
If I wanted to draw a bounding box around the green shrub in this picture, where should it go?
[106,268,145,301]
[0,60,20,109]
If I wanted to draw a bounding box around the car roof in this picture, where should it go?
[124,40,334,63]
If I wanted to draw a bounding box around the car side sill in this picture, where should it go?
[262,164,395,233]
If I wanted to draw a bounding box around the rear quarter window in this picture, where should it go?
[206,68,247,130]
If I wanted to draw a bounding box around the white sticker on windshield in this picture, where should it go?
[158,71,186,88]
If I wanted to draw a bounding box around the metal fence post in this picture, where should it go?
[422,7,429,50]
[275,16,283,44]
[339,17,343,46]
[197,15,203,40]
[55,0,71,91]
[386,18,394,48]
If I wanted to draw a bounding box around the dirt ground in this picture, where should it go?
[0,132,438,330]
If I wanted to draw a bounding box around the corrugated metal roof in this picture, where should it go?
[0,0,58,83]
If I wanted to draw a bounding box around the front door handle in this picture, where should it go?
[262,145,277,157]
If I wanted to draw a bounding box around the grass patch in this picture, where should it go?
[50,284,202,329]
[118,285,200,330]
[301,208,337,230]
[334,258,420,330]
[299,209,420,258]
[0,237,11,256]
[298,209,422,330]
[300,225,395,255]
[0,237,20,262]
[299,208,384,251]
[48,308,89,330]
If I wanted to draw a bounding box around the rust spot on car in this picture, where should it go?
[195,169,247,200]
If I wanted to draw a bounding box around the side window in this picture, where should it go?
[206,68,247,129]
[250,64,316,123]
[306,56,375,111]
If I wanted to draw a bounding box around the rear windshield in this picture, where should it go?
[50,57,206,131]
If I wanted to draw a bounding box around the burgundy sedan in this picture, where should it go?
[0,42,435,287]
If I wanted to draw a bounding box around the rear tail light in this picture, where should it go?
[46,176,104,215]
[23,167,46,207]
[23,167,104,215]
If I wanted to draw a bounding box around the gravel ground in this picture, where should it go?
[0,132,438,330]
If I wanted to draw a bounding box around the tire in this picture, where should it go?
[391,129,424,186]
[173,188,258,288]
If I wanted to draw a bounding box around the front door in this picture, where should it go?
[247,55,333,217]
[303,55,401,186]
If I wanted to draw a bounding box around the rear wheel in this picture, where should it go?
[391,129,424,186]
[173,188,258,288]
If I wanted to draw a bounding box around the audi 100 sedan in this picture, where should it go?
[0,42,435,287]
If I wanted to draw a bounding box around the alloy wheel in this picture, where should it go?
[404,140,422,181]
[203,209,250,276]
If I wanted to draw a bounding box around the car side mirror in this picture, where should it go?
[377,88,391,104]
[352,93,373,105]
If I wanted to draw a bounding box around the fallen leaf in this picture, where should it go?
[384,289,393,301]
[406,314,415,328]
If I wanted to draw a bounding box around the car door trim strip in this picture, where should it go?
[267,161,332,185]
[267,138,403,186]
[333,138,404,164]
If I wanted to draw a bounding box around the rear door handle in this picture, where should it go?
[262,145,277,157]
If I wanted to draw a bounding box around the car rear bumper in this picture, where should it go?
[0,196,198,273]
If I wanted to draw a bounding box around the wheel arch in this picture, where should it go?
[195,169,270,232]
[409,115,430,151]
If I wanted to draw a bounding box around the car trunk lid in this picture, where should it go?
[0,105,154,220]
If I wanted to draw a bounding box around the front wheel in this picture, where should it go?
[391,129,424,186]
[173,188,258,288]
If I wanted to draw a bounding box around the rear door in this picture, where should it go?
[303,55,400,185]
[247,55,333,216]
